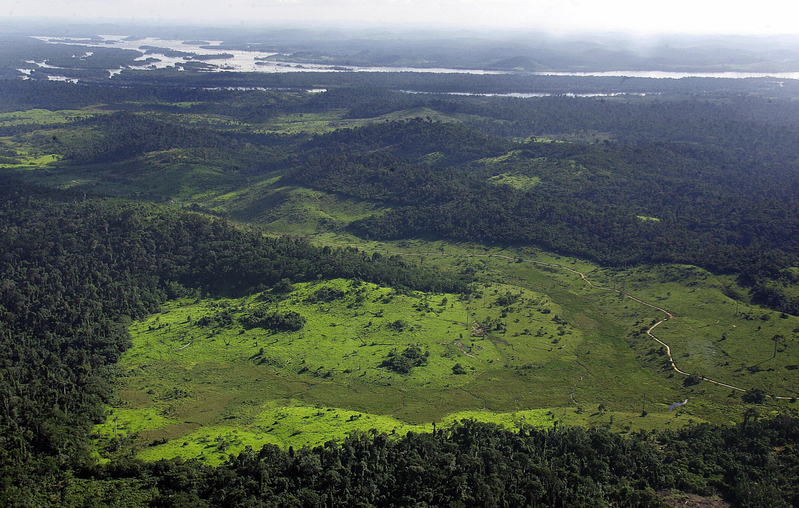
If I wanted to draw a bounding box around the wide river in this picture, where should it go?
[28,35,799,81]
[31,35,505,75]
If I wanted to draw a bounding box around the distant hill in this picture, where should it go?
[486,55,545,71]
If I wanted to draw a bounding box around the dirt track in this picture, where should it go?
[311,238,794,400]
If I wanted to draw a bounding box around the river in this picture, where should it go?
[26,35,799,81]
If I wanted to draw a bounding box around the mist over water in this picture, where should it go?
[538,70,799,79]
[31,35,507,75]
[27,34,799,80]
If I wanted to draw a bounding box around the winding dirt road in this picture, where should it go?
[310,238,795,401]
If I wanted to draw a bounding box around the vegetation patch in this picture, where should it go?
[488,172,541,191]
[9,47,799,508]
[0,108,98,126]
[380,345,429,374]
[97,247,786,462]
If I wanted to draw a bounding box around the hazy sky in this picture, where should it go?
[5,0,799,35]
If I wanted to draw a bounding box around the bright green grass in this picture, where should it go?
[281,236,799,409]
[477,150,526,165]
[0,137,61,169]
[5,146,258,202]
[6,102,790,459]
[217,184,390,233]
[100,408,173,435]
[1,141,385,230]
[99,274,604,462]
[488,172,542,191]
[0,108,99,126]
[0,151,60,169]
[256,111,350,135]
[120,278,579,393]
[605,265,799,397]
[254,108,458,135]
[98,393,697,466]
[118,404,693,466]
[101,247,767,463]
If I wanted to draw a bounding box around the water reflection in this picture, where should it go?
[27,35,799,81]
[536,70,799,79]
[31,35,507,75]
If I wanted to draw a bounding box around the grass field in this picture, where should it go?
[93,239,799,464]
[5,102,796,463]
[0,151,60,169]
[254,107,460,135]
[0,108,99,126]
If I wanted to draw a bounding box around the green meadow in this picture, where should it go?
[5,104,797,465]
[488,172,542,191]
[0,151,60,169]
[254,107,459,135]
[0,108,98,126]
[95,240,799,464]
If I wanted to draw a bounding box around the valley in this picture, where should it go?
[3,59,799,505]
[93,235,799,464]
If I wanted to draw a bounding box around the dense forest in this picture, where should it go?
[6,80,799,316]
[10,413,799,506]
[0,179,466,504]
[281,117,799,313]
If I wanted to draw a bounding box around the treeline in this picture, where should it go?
[0,79,209,112]
[305,118,512,165]
[321,90,799,165]
[57,112,243,165]
[0,79,307,117]
[23,414,799,507]
[285,119,799,312]
[45,112,300,171]
[8,81,799,312]
[432,95,799,155]
[110,68,799,97]
[0,180,465,501]
[10,80,799,161]
[9,79,799,311]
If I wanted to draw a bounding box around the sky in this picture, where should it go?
[4,0,799,36]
